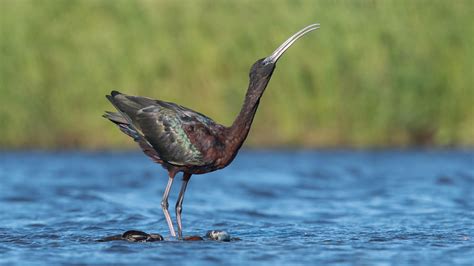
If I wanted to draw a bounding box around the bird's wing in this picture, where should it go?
[134,105,208,166]
[106,91,215,167]
[103,111,163,164]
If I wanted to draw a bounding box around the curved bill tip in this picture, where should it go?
[263,23,320,65]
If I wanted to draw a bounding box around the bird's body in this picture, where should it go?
[105,93,231,174]
[104,24,320,239]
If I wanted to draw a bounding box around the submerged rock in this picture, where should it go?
[98,234,123,242]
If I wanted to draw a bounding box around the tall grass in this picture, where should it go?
[1,0,473,149]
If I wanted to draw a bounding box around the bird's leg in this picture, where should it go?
[175,173,192,239]
[161,171,176,237]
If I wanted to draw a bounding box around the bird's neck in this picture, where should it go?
[226,77,270,154]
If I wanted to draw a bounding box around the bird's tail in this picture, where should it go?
[103,111,128,125]
[104,90,143,138]
[104,91,163,164]
[105,90,148,120]
[102,111,140,140]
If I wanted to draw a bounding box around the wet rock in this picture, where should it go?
[122,230,150,242]
[98,230,238,242]
[147,234,165,241]
[98,230,163,242]
[206,230,231,242]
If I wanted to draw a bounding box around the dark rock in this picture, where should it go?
[122,230,150,242]
[98,230,163,242]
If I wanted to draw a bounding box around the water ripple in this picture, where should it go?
[0,150,472,265]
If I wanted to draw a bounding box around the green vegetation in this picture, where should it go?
[1,0,473,149]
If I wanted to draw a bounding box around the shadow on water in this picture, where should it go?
[0,150,473,265]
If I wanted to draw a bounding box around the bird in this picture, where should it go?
[104,23,319,239]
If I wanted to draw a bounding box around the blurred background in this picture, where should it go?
[1,2,473,264]
[1,0,473,149]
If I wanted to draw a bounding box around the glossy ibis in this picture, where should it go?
[104,24,320,239]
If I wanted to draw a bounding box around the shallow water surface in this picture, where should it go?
[0,150,473,265]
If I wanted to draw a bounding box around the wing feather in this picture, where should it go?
[105,91,214,167]
[135,106,206,166]
[103,111,162,163]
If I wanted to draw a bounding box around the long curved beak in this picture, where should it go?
[263,23,320,65]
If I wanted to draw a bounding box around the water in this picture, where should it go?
[0,150,473,265]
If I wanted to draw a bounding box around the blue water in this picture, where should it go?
[0,150,473,265]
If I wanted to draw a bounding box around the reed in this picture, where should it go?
[1,0,473,148]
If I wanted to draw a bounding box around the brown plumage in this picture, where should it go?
[104,24,320,238]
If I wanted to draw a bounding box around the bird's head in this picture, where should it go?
[249,23,320,85]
